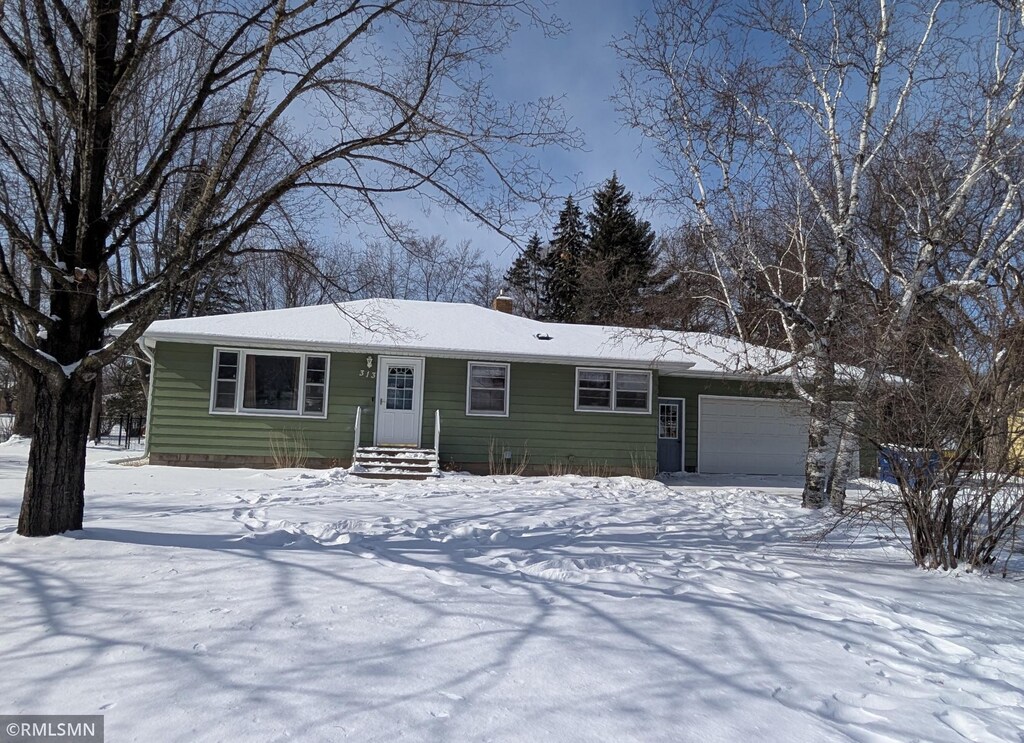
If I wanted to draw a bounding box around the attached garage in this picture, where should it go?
[698,395,809,476]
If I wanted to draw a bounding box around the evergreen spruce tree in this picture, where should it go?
[544,196,588,323]
[504,232,549,319]
[581,173,657,324]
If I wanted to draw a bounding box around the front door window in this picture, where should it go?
[386,366,415,410]
[659,403,679,439]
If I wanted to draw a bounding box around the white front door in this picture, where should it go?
[375,356,425,446]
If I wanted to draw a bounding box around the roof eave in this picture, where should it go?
[140,330,696,371]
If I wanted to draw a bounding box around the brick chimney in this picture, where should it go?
[492,292,514,314]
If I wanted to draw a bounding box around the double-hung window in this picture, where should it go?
[575,368,651,413]
[466,362,510,416]
[303,356,327,415]
[211,349,329,418]
[212,351,240,411]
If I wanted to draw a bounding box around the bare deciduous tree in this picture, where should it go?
[233,241,346,312]
[0,0,576,536]
[348,234,499,304]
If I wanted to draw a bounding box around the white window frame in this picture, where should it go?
[211,349,241,413]
[300,354,329,417]
[209,347,330,419]
[465,361,510,417]
[574,367,652,414]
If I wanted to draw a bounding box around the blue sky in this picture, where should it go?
[337,0,665,271]
[490,0,661,221]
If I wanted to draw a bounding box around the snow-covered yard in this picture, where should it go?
[2,442,1023,742]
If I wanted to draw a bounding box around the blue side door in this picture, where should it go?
[657,398,683,473]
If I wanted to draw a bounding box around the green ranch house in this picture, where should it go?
[132,297,868,479]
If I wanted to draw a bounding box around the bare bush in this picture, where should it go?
[269,430,309,470]
[853,447,1024,573]
[853,294,1024,571]
[487,439,529,476]
[545,459,610,477]
[630,449,656,480]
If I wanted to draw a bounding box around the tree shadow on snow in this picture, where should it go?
[0,495,996,742]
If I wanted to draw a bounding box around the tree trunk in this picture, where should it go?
[983,379,1009,472]
[17,374,95,536]
[14,256,43,438]
[826,406,858,512]
[826,437,852,512]
[802,394,831,508]
[12,364,35,437]
[802,346,837,509]
[89,372,103,443]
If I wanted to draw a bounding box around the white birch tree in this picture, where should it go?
[616,0,1024,508]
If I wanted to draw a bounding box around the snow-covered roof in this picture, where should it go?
[138,299,797,376]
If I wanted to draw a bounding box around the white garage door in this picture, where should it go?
[698,396,809,476]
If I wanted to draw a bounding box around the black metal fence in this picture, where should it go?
[97,414,146,449]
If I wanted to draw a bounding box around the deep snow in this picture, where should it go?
[1,441,1023,742]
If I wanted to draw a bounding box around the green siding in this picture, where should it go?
[422,358,656,472]
[149,342,377,461]
[148,341,873,476]
[149,344,656,470]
